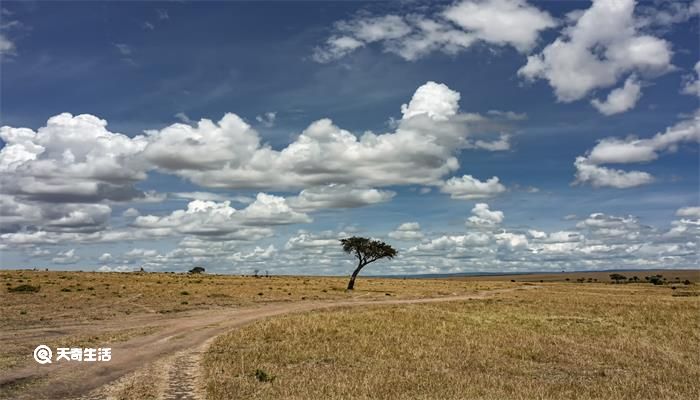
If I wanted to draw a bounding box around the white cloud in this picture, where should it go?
[440,174,506,200]
[467,203,504,226]
[519,0,672,104]
[573,157,654,189]
[527,229,547,239]
[443,0,556,53]
[174,112,193,124]
[494,231,529,250]
[681,61,700,97]
[255,111,277,128]
[285,231,343,251]
[0,113,149,203]
[114,43,132,56]
[288,184,395,212]
[97,265,133,272]
[133,194,310,240]
[590,75,642,115]
[388,222,423,240]
[0,196,112,234]
[401,81,460,121]
[676,206,700,218]
[486,110,527,120]
[574,110,699,188]
[122,207,140,218]
[0,33,15,55]
[227,244,278,262]
[52,248,80,265]
[409,232,491,254]
[98,253,113,262]
[172,192,229,202]
[144,82,507,190]
[313,0,554,62]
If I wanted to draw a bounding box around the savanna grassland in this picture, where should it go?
[0,270,503,373]
[203,282,700,400]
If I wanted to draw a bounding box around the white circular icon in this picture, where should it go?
[34,345,52,364]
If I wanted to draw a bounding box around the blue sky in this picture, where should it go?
[0,0,698,274]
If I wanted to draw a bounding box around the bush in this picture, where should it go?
[649,276,663,285]
[180,291,189,295]
[254,369,275,383]
[189,266,205,274]
[8,284,40,293]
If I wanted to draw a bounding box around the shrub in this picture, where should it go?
[254,369,275,383]
[189,266,205,274]
[7,284,40,293]
[180,291,189,295]
[649,276,663,285]
[684,280,692,285]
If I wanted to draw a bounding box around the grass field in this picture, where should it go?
[1,270,502,372]
[448,269,700,283]
[203,283,700,400]
[2,269,699,399]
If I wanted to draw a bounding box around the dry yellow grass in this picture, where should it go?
[203,283,700,400]
[1,270,504,330]
[1,270,500,372]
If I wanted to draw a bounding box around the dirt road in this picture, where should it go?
[0,286,537,400]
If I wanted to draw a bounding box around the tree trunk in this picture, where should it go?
[347,262,365,290]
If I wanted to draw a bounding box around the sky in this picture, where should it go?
[0,0,698,275]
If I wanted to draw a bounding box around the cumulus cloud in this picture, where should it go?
[388,222,423,240]
[52,248,80,265]
[573,157,654,189]
[442,0,556,53]
[0,195,112,234]
[519,0,672,106]
[590,75,642,115]
[285,230,344,252]
[681,61,700,97]
[312,0,555,62]
[288,184,395,212]
[676,206,700,218]
[143,81,509,190]
[133,194,310,240]
[122,208,140,218]
[440,174,506,200]
[467,203,504,226]
[0,82,518,251]
[574,110,699,188]
[0,113,149,203]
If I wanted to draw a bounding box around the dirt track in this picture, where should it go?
[0,286,537,400]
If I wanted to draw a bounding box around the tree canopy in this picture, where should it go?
[340,237,397,290]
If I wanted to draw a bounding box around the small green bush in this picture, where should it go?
[254,369,275,383]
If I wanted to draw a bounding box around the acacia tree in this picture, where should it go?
[340,237,397,290]
[609,273,626,284]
